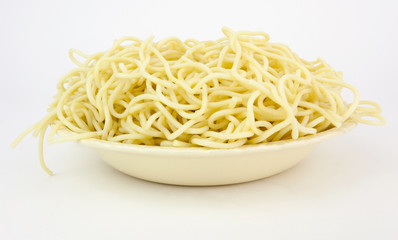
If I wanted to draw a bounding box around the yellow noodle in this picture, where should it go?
[12,28,385,174]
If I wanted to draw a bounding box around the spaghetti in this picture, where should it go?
[12,28,385,175]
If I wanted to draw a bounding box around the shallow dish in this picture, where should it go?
[58,121,356,186]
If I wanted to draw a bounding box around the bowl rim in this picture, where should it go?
[56,121,357,155]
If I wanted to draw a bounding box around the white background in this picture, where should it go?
[1,0,397,239]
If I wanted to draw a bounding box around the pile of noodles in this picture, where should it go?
[13,28,384,174]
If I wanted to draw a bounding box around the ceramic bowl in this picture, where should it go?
[59,121,357,186]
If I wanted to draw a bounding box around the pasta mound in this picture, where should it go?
[13,27,384,175]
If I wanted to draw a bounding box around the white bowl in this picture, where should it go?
[58,121,357,186]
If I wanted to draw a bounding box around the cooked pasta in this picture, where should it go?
[12,27,385,175]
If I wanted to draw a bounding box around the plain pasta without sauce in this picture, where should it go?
[12,28,385,175]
